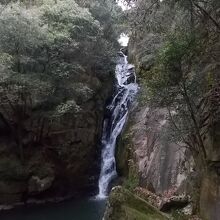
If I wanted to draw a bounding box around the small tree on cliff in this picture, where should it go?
[142,32,209,166]
[123,0,219,167]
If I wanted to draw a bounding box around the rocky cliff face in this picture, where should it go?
[121,105,187,194]
[112,3,220,218]
[0,73,113,206]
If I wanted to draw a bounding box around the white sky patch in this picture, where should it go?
[117,0,131,11]
[118,33,129,46]
[117,1,131,46]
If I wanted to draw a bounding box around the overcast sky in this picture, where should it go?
[117,0,130,11]
[117,1,130,46]
[118,34,129,46]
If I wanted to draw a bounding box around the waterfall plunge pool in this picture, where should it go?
[0,198,106,220]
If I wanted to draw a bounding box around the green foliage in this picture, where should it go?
[0,0,120,102]
[0,0,120,107]
[158,34,194,80]
[42,0,101,40]
[0,0,121,161]
[124,159,139,191]
[109,187,169,220]
[141,32,200,106]
[0,3,46,56]
[140,30,209,162]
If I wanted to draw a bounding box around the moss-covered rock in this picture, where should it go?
[104,186,169,220]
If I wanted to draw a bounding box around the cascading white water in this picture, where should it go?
[96,51,138,199]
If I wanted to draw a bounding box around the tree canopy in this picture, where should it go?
[126,0,220,167]
[0,0,122,161]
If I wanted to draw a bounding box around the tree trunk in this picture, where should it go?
[182,81,207,164]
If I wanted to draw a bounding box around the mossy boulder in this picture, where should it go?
[104,186,169,220]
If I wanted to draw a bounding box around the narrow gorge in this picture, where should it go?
[0,0,219,220]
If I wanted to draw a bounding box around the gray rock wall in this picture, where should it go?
[121,104,187,194]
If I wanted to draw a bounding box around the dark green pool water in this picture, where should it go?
[0,198,106,220]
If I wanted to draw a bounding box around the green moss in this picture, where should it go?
[124,206,162,220]
[116,122,133,178]
[106,187,169,220]
[115,109,139,191]
[171,210,189,220]
[123,159,139,191]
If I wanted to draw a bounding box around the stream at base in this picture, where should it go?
[0,198,106,220]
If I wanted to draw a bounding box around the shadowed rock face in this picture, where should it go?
[0,78,113,205]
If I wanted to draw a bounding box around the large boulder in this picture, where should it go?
[103,186,169,220]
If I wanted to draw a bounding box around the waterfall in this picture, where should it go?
[96,51,138,199]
